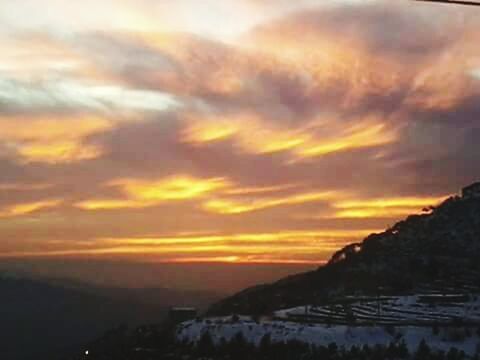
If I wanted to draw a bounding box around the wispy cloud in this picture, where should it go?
[0,199,62,218]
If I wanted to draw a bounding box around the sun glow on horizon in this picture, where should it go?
[0,228,379,264]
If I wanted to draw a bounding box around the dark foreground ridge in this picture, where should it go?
[208,182,480,316]
[0,275,221,360]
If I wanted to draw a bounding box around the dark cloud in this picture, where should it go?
[252,2,469,59]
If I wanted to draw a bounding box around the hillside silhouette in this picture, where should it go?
[208,183,480,316]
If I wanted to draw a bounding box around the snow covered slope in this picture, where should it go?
[177,316,480,355]
[275,295,480,325]
[178,295,480,355]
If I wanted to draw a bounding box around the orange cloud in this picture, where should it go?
[181,114,307,154]
[0,199,62,218]
[77,175,306,212]
[165,256,322,265]
[0,116,112,163]
[98,229,376,246]
[75,199,142,211]
[0,229,378,263]
[115,176,229,201]
[295,122,396,159]
[182,114,398,161]
[330,196,448,219]
[76,176,230,210]
[224,183,298,195]
[203,191,336,214]
[333,207,424,219]
[182,120,239,144]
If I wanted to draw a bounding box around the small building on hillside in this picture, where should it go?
[462,182,480,199]
[169,307,197,324]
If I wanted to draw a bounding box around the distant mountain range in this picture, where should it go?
[0,275,222,360]
[208,183,480,316]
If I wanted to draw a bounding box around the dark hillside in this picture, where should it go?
[0,276,221,360]
[208,186,480,316]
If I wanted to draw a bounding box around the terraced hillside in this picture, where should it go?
[275,295,480,326]
[178,293,480,356]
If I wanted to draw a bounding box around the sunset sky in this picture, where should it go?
[1,0,480,290]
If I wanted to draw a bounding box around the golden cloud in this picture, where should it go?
[0,229,378,263]
[203,191,336,215]
[330,196,448,219]
[0,116,112,163]
[181,119,240,144]
[0,199,62,218]
[76,176,231,210]
[224,183,298,195]
[77,175,309,212]
[295,122,396,159]
[98,229,376,246]
[114,176,229,201]
[182,114,398,161]
[74,199,142,211]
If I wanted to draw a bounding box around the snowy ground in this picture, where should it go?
[177,295,480,355]
[177,317,480,355]
[275,295,480,325]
